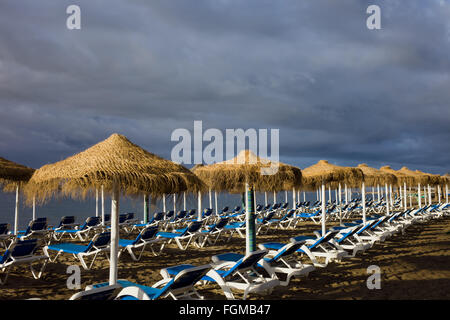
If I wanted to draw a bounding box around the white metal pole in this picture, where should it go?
[362,182,366,224]
[197,191,202,221]
[328,187,331,204]
[321,184,326,236]
[162,193,166,212]
[418,183,421,208]
[109,186,120,285]
[385,183,390,215]
[303,192,306,202]
[338,183,342,224]
[215,191,218,215]
[264,192,268,206]
[292,188,296,209]
[424,186,427,206]
[245,182,250,255]
[273,191,276,204]
[96,188,99,217]
[209,189,212,209]
[173,193,176,213]
[14,184,20,235]
[285,190,288,204]
[409,186,412,208]
[389,185,393,207]
[377,184,380,202]
[101,185,105,226]
[438,185,441,203]
[32,196,36,220]
[428,185,431,204]
[345,184,348,204]
[446,184,448,204]
[403,183,406,208]
[183,192,186,211]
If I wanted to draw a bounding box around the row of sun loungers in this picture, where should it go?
[0,201,448,300]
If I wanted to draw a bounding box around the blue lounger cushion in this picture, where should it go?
[46,243,89,254]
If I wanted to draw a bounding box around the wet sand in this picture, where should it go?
[1,215,449,300]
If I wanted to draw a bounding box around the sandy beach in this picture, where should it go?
[1,214,449,300]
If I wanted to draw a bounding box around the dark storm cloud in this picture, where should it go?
[0,0,448,174]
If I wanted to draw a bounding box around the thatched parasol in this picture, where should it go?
[302,160,364,191]
[0,157,35,185]
[25,133,205,204]
[192,150,302,193]
[356,164,397,187]
[25,133,204,286]
[193,150,302,255]
[397,167,431,185]
[0,157,35,235]
[302,160,364,231]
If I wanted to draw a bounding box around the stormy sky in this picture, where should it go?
[0,0,449,174]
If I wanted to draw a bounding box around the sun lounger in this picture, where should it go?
[17,219,51,241]
[0,223,14,248]
[53,216,101,241]
[258,239,315,286]
[118,226,162,261]
[293,230,347,267]
[44,232,110,270]
[196,217,230,247]
[85,264,211,300]
[204,249,280,300]
[0,239,49,285]
[157,221,203,250]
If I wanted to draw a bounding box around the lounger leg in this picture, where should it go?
[0,269,10,285]
[205,270,235,300]
[29,258,49,279]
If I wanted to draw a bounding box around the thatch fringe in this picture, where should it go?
[192,150,302,193]
[24,134,205,205]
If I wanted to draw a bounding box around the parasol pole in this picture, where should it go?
[197,191,202,221]
[143,194,149,224]
[245,182,256,255]
[109,185,120,285]
[292,188,296,209]
[14,184,20,235]
[385,183,390,216]
[32,196,36,220]
[101,185,105,226]
[95,188,99,217]
[418,183,421,208]
[321,183,326,236]
[362,182,366,224]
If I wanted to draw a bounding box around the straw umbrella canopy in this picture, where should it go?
[192,150,303,255]
[302,160,364,191]
[379,166,411,186]
[192,150,302,193]
[0,157,35,235]
[356,164,397,187]
[302,160,364,232]
[25,133,204,285]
